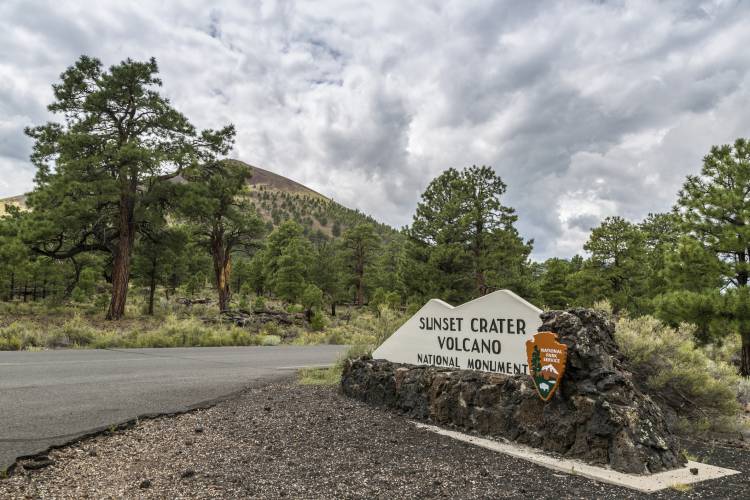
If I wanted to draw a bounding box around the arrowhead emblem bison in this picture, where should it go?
[526,331,568,401]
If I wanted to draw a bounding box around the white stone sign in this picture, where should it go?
[372,290,543,375]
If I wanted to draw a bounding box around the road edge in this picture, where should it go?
[2,372,296,478]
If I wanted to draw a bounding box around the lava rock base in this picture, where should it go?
[341,308,686,474]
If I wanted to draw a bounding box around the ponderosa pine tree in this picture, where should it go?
[583,216,649,313]
[257,221,313,303]
[272,238,313,302]
[638,212,681,300]
[24,56,234,319]
[132,225,188,315]
[537,257,580,309]
[180,161,265,311]
[674,138,750,375]
[309,240,347,315]
[342,223,379,306]
[402,166,531,303]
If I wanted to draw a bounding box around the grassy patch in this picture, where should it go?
[0,315,284,350]
[0,298,407,353]
[669,483,692,493]
[298,365,341,385]
[292,306,407,348]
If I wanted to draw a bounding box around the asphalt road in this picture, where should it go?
[0,345,346,471]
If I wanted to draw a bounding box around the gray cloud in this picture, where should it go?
[567,214,602,233]
[2,0,750,259]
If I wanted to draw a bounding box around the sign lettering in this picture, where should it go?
[372,290,543,374]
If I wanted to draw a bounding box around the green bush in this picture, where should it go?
[369,287,386,313]
[405,298,422,317]
[239,282,254,297]
[252,296,266,312]
[71,287,88,303]
[238,294,250,311]
[292,307,407,355]
[614,315,741,432]
[0,322,25,350]
[93,294,110,312]
[384,291,401,310]
[262,322,281,337]
[286,303,304,314]
[59,315,97,346]
[591,299,613,318]
[310,310,327,331]
[0,320,57,349]
[340,343,373,362]
[301,284,323,312]
[259,334,281,346]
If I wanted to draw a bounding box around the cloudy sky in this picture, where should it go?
[1,1,749,259]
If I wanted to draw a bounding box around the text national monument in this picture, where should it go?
[373,290,543,376]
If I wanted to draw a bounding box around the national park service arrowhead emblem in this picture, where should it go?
[526,331,567,401]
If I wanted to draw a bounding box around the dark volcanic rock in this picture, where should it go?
[342,308,686,474]
[219,310,306,337]
[22,457,55,471]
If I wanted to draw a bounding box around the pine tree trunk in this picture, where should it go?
[738,268,749,377]
[64,258,82,299]
[212,237,232,312]
[741,332,750,377]
[108,246,132,319]
[356,276,364,306]
[475,270,486,296]
[148,267,156,316]
[474,219,486,297]
[331,301,336,317]
[107,194,135,320]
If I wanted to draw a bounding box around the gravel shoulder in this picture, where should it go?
[1,380,748,499]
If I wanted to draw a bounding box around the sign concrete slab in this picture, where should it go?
[413,422,740,493]
[373,290,542,375]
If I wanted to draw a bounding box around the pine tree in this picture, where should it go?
[583,216,649,313]
[180,161,265,311]
[272,238,312,302]
[401,166,531,304]
[674,138,750,375]
[132,225,188,315]
[24,56,233,319]
[257,221,313,303]
[342,223,379,306]
[309,240,347,316]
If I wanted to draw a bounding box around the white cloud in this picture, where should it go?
[2,0,750,259]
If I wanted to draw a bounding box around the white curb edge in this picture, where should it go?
[412,422,740,493]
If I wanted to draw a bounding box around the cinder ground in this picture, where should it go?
[1,381,747,499]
